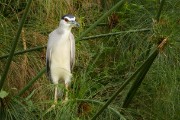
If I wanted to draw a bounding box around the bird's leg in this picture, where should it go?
[54,84,58,104]
[46,84,58,112]
[65,83,69,101]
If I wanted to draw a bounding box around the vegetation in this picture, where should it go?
[0,0,179,119]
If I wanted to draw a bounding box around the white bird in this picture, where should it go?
[46,14,79,104]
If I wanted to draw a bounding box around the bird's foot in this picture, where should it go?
[46,100,57,111]
[51,104,56,108]
[62,98,68,104]
[54,100,58,105]
[44,103,56,114]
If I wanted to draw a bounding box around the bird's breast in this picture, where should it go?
[51,33,71,71]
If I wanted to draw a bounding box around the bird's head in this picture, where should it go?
[59,14,80,29]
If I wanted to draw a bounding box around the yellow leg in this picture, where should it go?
[45,85,58,113]
[65,83,69,101]
[54,84,58,104]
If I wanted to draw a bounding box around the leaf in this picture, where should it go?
[0,90,9,98]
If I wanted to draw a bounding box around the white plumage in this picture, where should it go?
[46,14,79,104]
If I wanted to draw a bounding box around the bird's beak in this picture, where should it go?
[71,21,80,27]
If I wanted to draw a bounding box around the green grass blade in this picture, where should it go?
[122,50,159,108]
[0,0,33,90]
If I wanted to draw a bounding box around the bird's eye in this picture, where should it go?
[64,18,69,22]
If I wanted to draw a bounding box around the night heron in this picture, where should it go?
[46,14,79,104]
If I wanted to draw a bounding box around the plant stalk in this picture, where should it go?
[122,50,158,107]
[82,28,151,40]
[156,0,166,22]
[0,28,150,60]
[0,45,46,60]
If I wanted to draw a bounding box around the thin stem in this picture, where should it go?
[156,0,166,22]
[81,28,151,40]
[0,45,46,60]
[0,28,150,60]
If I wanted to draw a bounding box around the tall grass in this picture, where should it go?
[0,0,180,119]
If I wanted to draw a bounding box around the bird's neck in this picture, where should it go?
[58,26,72,33]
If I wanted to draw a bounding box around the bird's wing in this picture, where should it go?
[46,47,52,81]
[46,31,56,81]
[69,33,75,71]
